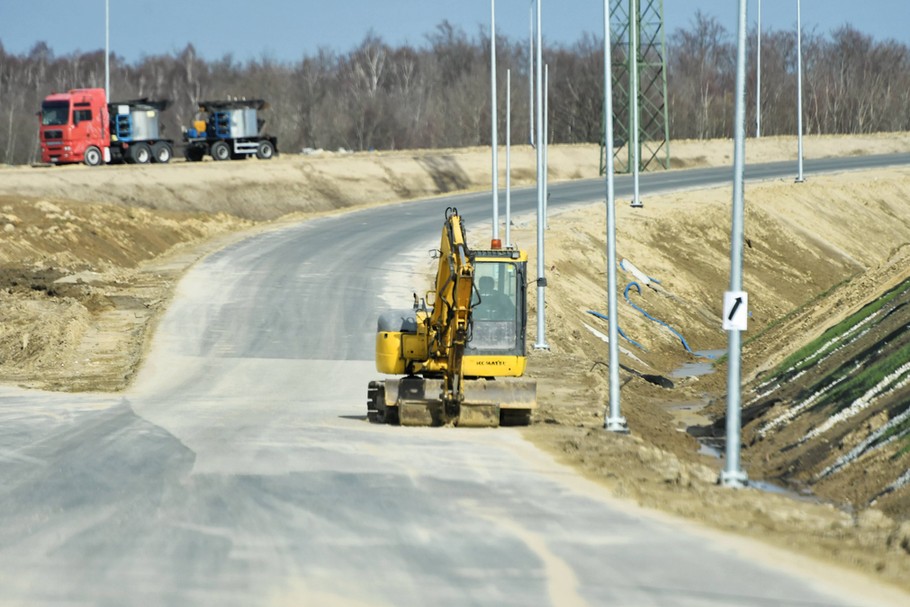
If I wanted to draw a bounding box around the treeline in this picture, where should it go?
[672,14,910,139]
[1,14,909,165]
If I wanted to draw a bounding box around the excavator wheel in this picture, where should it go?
[367,381,398,425]
[500,409,532,426]
[367,382,381,422]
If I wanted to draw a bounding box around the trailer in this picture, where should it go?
[38,88,174,166]
[183,99,278,162]
[110,98,174,164]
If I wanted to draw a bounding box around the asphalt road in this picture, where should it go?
[1,154,908,606]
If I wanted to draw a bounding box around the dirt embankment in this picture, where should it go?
[510,166,910,592]
[2,132,910,593]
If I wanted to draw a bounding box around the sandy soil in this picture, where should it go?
[513,165,910,594]
[1,132,909,593]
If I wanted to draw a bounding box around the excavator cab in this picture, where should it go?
[465,253,528,377]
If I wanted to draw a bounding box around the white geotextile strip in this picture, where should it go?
[885,467,910,493]
[751,319,875,398]
[817,405,910,480]
[801,361,910,445]
[750,368,809,406]
[757,367,857,439]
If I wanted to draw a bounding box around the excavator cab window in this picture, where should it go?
[474,275,514,321]
[469,261,522,354]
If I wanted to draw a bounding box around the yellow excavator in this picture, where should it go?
[367,207,537,427]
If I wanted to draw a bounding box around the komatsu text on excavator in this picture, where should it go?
[367,207,537,427]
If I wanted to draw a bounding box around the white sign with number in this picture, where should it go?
[723,291,748,331]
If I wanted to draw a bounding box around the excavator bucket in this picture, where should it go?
[460,378,537,427]
[375,377,536,428]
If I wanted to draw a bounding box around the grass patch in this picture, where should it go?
[767,277,910,382]
[883,415,910,443]
[806,338,910,416]
[894,438,910,460]
[886,410,910,460]
[745,275,855,350]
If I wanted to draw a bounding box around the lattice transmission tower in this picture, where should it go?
[600,0,670,174]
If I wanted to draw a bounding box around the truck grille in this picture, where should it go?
[44,130,63,140]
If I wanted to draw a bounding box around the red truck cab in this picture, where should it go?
[39,88,111,166]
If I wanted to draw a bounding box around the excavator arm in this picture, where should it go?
[427,208,476,416]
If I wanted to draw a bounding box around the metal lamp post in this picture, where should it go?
[720,0,750,489]
[795,0,805,183]
[630,0,642,208]
[603,0,627,433]
[543,63,549,229]
[756,0,761,138]
[491,0,500,241]
[506,68,512,248]
[533,0,549,350]
[529,1,535,147]
[105,0,110,99]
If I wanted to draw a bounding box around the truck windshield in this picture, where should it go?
[41,101,69,126]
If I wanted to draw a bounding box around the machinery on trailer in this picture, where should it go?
[367,208,537,427]
[182,99,278,161]
[38,88,174,166]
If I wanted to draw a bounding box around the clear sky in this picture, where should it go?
[0,1,907,63]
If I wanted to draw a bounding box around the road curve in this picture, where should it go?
[0,154,908,606]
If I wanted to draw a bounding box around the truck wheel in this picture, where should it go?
[256,140,275,160]
[211,141,230,161]
[185,147,205,162]
[131,143,152,164]
[152,142,172,164]
[83,146,103,167]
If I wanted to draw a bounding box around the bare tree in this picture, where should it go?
[2,19,908,165]
[667,12,735,139]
